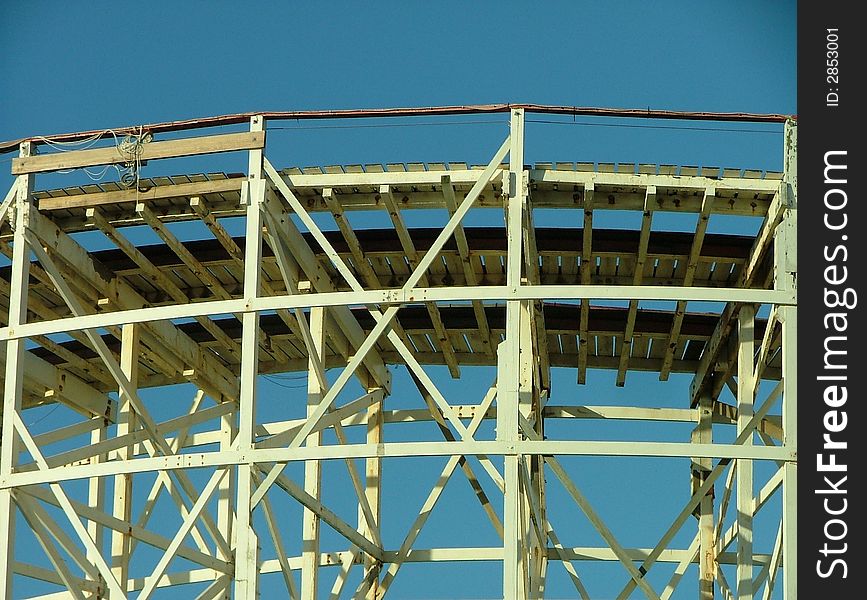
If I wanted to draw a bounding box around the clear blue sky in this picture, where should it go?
[1,2,795,598]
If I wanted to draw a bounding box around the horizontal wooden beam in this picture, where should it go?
[38,178,242,211]
[12,132,264,175]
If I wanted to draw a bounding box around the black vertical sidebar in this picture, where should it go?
[798,1,865,597]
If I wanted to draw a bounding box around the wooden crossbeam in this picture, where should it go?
[0,340,115,419]
[0,241,183,391]
[26,208,239,401]
[137,203,234,301]
[441,175,495,357]
[89,207,243,362]
[689,190,784,405]
[261,187,390,390]
[190,196,308,361]
[659,187,714,380]
[138,202,289,365]
[13,132,264,175]
[38,177,242,211]
[381,184,460,378]
[322,188,416,355]
[615,186,655,386]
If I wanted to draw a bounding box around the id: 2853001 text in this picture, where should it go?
[826,29,840,107]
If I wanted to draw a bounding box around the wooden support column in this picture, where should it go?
[0,143,33,598]
[363,382,385,599]
[214,370,238,600]
[217,393,237,600]
[694,392,714,599]
[779,119,797,600]
[736,305,755,600]
[234,115,265,600]
[498,108,524,600]
[518,300,540,598]
[301,306,325,600]
[110,324,140,595]
[86,426,108,594]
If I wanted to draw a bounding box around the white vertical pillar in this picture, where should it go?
[779,119,797,600]
[217,405,237,600]
[110,323,140,595]
[301,307,325,600]
[234,115,265,600]
[695,392,714,599]
[0,142,34,598]
[737,305,755,600]
[497,108,525,600]
[86,424,108,593]
[364,382,385,599]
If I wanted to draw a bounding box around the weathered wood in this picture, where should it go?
[616,186,654,386]
[381,184,460,378]
[38,178,242,211]
[660,188,715,380]
[13,132,265,175]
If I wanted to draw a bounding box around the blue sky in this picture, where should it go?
[1,1,795,598]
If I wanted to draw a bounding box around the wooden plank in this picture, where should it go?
[540,254,557,283]
[631,335,650,360]
[598,256,617,279]
[694,261,713,283]
[38,178,242,211]
[617,255,636,281]
[711,261,735,283]
[547,334,562,356]
[13,132,265,175]
[647,336,667,359]
[560,253,578,279]
[560,333,578,356]
[654,258,677,281]
[480,253,504,278]
[597,334,613,358]
[25,208,239,401]
[448,331,470,354]
[409,333,433,354]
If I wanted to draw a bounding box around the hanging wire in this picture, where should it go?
[25,402,61,428]
[36,128,152,186]
[36,129,113,151]
[263,375,308,389]
[268,119,506,131]
[525,119,779,134]
[266,118,778,134]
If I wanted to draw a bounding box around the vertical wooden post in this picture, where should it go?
[87,424,108,594]
[695,392,715,599]
[301,306,325,600]
[217,404,237,600]
[364,381,385,600]
[110,323,140,595]
[737,305,755,600]
[234,115,265,600]
[779,119,798,600]
[498,108,525,600]
[0,142,33,598]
